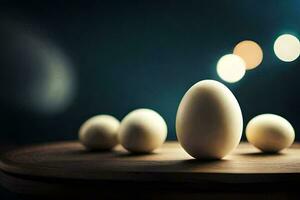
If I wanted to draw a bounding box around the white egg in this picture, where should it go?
[119,109,167,153]
[176,80,243,159]
[246,114,295,153]
[79,115,120,150]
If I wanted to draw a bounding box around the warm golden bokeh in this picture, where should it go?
[233,40,263,70]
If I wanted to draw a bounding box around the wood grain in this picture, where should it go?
[0,141,299,184]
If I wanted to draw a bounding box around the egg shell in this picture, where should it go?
[119,108,167,153]
[246,114,295,153]
[79,115,120,150]
[176,80,243,159]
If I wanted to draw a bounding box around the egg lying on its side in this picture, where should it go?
[176,80,243,159]
[246,114,295,153]
[119,109,167,153]
[79,115,120,150]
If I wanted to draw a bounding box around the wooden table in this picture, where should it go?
[0,141,299,199]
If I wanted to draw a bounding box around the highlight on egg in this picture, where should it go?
[176,80,243,159]
[246,114,295,153]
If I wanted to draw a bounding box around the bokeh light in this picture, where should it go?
[217,54,246,83]
[274,34,300,62]
[233,40,263,70]
[29,46,76,114]
[0,21,76,114]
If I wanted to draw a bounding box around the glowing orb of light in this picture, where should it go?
[0,21,76,114]
[217,54,246,83]
[233,40,263,70]
[274,34,300,62]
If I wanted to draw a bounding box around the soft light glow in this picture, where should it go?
[274,34,300,62]
[233,40,263,70]
[0,21,76,114]
[217,54,246,83]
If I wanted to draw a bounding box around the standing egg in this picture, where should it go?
[79,115,120,150]
[176,80,243,159]
[246,114,295,153]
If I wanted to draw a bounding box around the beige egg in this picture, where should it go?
[79,115,120,150]
[176,80,243,159]
[246,114,295,153]
[119,108,167,153]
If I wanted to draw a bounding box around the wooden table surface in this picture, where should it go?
[0,141,299,199]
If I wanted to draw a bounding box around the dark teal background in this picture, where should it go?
[0,0,299,144]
